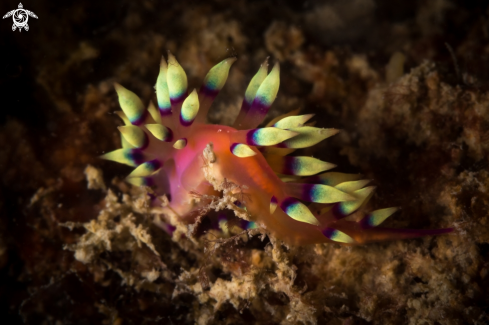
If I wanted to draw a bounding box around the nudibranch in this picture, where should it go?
[102,52,452,245]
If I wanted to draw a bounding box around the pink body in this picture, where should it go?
[104,53,453,245]
[163,123,327,244]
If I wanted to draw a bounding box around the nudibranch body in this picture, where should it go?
[102,53,452,245]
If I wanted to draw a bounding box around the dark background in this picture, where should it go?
[1,0,489,324]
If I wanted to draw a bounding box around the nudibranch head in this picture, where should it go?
[102,52,452,245]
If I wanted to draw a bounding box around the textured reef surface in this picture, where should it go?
[1,0,489,324]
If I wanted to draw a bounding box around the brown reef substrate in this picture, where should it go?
[1,1,489,324]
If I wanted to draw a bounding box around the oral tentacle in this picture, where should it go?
[145,124,173,142]
[332,186,377,219]
[118,125,147,149]
[277,126,339,149]
[273,114,315,129]
[230,143,257,158]
[197,57,237,123]
[166,51,188,106]
[229,127,298,146]
[101,148,146,167]
[285,183,355,204]
[114,83,147,125]
[359,207,400,228]
[147,101,162,125]
[127,159,162,178]
[155,56,171,117]
[279,197,320,226]
[266,155,336,176]
[240,62,280,130]
[233,57,269,129]
[173,138,187,150]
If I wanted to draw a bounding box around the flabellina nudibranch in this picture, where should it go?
[102,52,453,245]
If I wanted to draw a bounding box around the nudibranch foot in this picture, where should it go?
[102,52,453,245]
